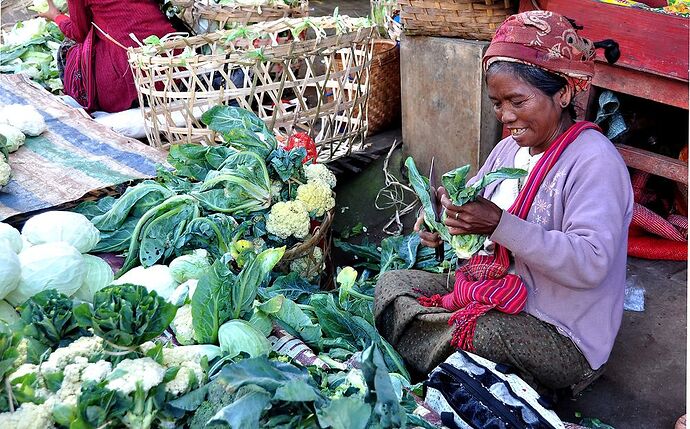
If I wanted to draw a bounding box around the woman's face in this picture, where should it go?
[487,70,570,155]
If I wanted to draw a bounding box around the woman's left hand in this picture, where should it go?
[37,0,60,21]
[440,190,503,236]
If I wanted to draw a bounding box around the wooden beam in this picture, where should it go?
[615,144,688,185]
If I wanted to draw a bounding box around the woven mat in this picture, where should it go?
[0,75,168,223]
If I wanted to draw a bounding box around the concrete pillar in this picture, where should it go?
[400,35,502,178]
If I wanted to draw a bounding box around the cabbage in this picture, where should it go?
[112,265,178,301]
[0,223,22,253]
[22,211,100,253]
[5,242,85,306]
[218,319,271,359]
[0,124,25,153]
[0,104,46,137]
[169,279,198,307]
[73,255,115,302]
[0,242,21,300]
[169,249,211,283]
[28,0,68,13]
[0,300,20,326]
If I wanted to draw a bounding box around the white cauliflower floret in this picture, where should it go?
[8,363,38,382]
[170,304,195,345]
[106,357,165,395]
[0,124,25,153]
[1,104,46,136]
[165,362,203,397]
[289,247,324,281]
[82,360,112,383]
[0,402,55,429]
[296,182,335,217]
[304,163,337,189]
[41,336,104,374]
[0,161,10,189]
[162,345,218,368]
[54,357,90,408]
[266,200,310,239]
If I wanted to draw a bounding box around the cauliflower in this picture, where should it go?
[0,402,55,429]
[54,357,90,408]
[106,357,166,395]
[165,363,203,396]
[296,182,335,217]
[82,360,112,383]
[40,336,103,375]
[0,124,25,153]
[15,337,28,366]
[162,345,221,369]
[305,163,337,189]
[0,160,10,189]
[170,304,196,345]
[289,247,324,281]
[1,104,46,136]
[266,200,310,239]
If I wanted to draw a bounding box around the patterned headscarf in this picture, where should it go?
[483,11,597,94]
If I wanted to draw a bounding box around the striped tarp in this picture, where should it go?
[0,75,167,222]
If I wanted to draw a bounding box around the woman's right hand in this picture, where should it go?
[37,0,60,21]
[414,210,443,248]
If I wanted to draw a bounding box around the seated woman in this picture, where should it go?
[39,0,178,113]
[375,11,633,396]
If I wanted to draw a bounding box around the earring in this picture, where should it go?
[561,101,568,108]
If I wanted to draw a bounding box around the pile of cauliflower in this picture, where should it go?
[0,104,47,190]
[266,163,336,240]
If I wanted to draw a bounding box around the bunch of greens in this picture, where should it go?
[0,18,64,93]
[405,157,526,259]
[74,284,177,351]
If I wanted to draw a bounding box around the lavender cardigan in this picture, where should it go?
[468,128,633,370]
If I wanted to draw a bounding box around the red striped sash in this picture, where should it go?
[418,121,601,351]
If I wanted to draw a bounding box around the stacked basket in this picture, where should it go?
[397,0,515,40]
[127,17,375,162]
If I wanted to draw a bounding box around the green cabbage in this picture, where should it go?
[112,265,178,302]
[73,255,115,303]
[22,211,100,253]
[6,242,85,306]
[169,249,211,283]
[0,223,22,254]
[218,319,271,359]
[0,242,20,300]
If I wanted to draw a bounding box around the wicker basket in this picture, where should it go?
[367,39,401,135]
[128,17,375,163]
[172,0,309,33]
[398,0,515,40]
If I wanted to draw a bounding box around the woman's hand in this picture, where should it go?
[38,0,61,21]
[440,189,503,236]
[414,209,443,249]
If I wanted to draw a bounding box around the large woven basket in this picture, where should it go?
[172,0,309,32]
[368,39,401,135]
[398,0,515,40]
[127,17,375,162]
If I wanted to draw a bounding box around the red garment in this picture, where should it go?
[56,0,175,112]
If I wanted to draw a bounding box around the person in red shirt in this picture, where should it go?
[39,0,177,113]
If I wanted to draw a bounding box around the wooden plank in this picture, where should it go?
[519,0,689,82]
[615,144,688,185]
[592,62,689,110]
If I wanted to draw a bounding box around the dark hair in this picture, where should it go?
[486,61,577,120]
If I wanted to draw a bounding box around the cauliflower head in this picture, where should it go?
[296,182,335,217]
[170,304,196,345]
[165,362,204,396]
[289,247,324,281]
[82,360,112,383]
[305,163,337,189]
[40,336,104,375]
[266,200,310,240]
[106,357,166,395]
[0,124,25,153]
[0,161,10,188]
[0,402,55,429]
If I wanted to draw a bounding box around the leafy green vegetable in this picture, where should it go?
[74,284,177,349]
[18,289,85,350]
[360,344,406,428]
[260,272,319,304]
[267,147,307,182]
[218,320,271,359]
[175,214,242,260]
[167,144,237,182]
[208,385,271,429]
[0,321,22,412]
[317,396,372,429]
[201,106,278,158]
[405,156,526,259]
[256,295,322,348]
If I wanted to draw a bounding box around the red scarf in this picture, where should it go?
[418,121,602,351]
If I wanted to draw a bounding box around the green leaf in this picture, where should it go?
[361,344,406,428]
[167,144,237,181]
[90,181,173,232]
[143,35,161,45]
[404,157,451,243]
[200,106,278,158]
[75,284,177,348]
[261,272,319,304]
[18,289,85,350]
[267,147,307,182]
[175,214,241,260]
[317,396,372,429]
[191,260,236,345]
[273,379,323,403]
[232,247,285,319]
[257,295,322,348]
[209,385,271,429]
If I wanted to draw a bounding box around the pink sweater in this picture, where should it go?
[470,128,633,369]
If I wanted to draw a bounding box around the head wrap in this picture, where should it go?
[483,11,597,94]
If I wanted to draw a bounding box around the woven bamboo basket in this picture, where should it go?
[128,17,375,163]
[277,209,334,279]
[397,0,515,40]
[172,0,309,33]
[367,39,401,135]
